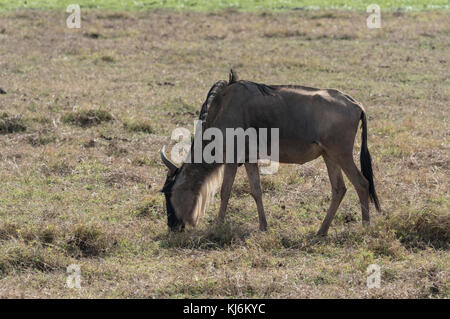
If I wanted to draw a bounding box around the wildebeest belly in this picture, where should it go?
[277,139,323,164]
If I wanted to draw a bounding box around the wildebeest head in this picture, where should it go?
[160,146,185,232]
[159,72,236,232]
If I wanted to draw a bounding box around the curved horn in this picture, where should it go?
[160,146,178,172]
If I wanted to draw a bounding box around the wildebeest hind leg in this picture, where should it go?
[339,155,370,225]
[317,155,347,236]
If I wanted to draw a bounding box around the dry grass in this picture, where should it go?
[0,9,448,298]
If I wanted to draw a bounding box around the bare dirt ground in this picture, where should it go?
[0,9,448,298]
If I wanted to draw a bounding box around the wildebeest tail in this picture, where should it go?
[360,111,381,211]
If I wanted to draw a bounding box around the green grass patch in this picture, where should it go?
[62,109,113,127]
[384,209,450,249]
[0,0,448,11]
[66,223,117,258]
[0,241,67,277]
[123,119,154,134]
[0,112,26,134]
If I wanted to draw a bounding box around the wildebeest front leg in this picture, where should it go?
[244,163,268,231]
[218,164,238,223]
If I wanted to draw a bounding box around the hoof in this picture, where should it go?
[316,229,328,237]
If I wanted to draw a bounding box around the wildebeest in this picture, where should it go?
[161,70,380,236]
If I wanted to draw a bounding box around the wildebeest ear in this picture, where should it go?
[229,69,238,84]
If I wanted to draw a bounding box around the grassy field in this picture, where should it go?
[0,6,449,298]
[0,0,449,11]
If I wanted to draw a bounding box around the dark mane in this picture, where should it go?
[199,69,239,121]
[237,80,276,96]
[270,84,318,91]
[199,69,277,122]
[199,80,228,121]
